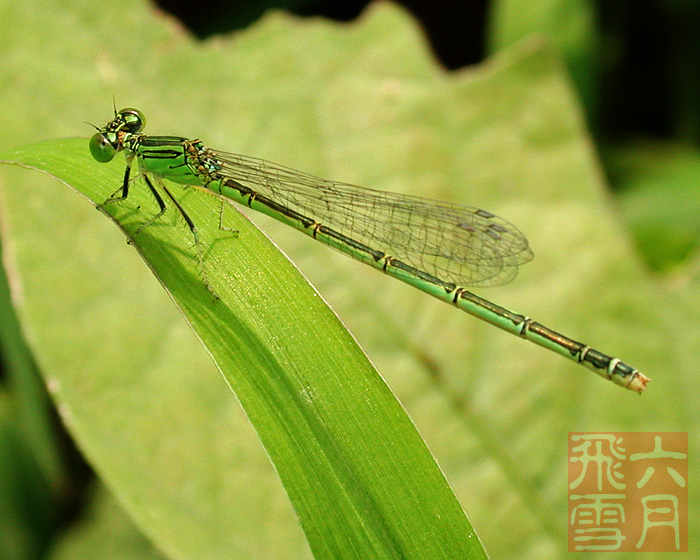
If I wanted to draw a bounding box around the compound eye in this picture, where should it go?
[118,108,145,134]
[89,133,116,163]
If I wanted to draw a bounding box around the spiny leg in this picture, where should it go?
[155,178,218,297]
[132,173,167,236]
[98,153,136,208]
[218,198,240,237]
[98,156,166,230]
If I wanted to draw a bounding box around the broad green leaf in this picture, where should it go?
[0,0,697,559]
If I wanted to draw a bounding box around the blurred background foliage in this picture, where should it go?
[0,0,698,559]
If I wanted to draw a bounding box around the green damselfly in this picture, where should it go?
[89,108,649,393]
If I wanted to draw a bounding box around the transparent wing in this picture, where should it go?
[215,152,533,287]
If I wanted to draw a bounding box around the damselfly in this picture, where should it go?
[89,108,648,393]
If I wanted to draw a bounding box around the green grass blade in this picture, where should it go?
[0,139,487,559]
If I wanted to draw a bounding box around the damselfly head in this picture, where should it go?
[88,107,146,163]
